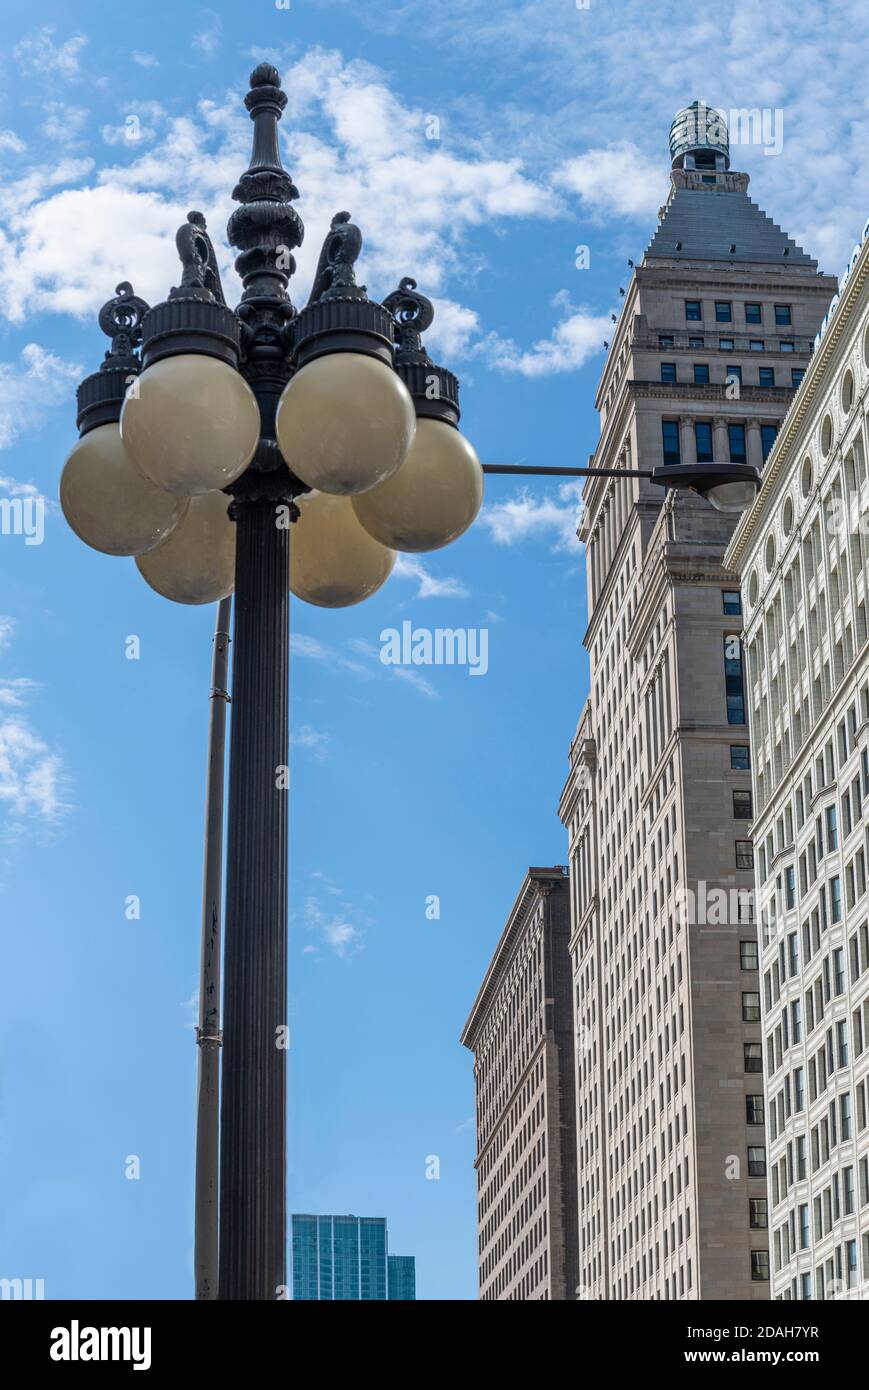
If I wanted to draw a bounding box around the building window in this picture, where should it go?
[659,335,674,348]
[751,1250,770,1281]
[734,790,753,819]
[726,364,742,384]
[792,368,805,387]
[761,424,778,459]
[746,1095,765,1124]
[685,301,702,321]
[688,335,704,348]
[740,939,759,971]
[775,305,792,326]
[719,337,735,351]
[660,362,677,382]
[759,367,775,387]
[662,419,681,466]
[695,421,713,462]
[743,991,761,1022]
[715,301,732,322]
[750,339,765,351]
[693,363,710,385]
[780,340,795,353]
[725,636,746,723]
[736,840,754,870]
[728,423,747,463]
[745,303,762,324]
[749,1197,768,1229]
[730,745,750,770]
[747,1145,766,1177]
[744,1042,763,1073]
[723,590,742,615]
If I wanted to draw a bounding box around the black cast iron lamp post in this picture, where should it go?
[58,62,486,1302]
[58,62,762,1302]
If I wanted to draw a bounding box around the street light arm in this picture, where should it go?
[481,464,653,478]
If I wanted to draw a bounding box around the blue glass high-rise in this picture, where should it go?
[290,1215,415,1300]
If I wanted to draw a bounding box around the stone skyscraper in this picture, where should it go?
[726,223,869,1301]
[559,103,836,1299]
[461,867,578,1300]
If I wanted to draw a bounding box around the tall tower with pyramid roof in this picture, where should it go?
[559,106,837,1299]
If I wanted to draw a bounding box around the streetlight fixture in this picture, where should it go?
[59,62,761,1301]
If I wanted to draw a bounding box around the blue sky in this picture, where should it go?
[0,0,866,1300]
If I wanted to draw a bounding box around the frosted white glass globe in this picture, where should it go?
[136,490,235,604]
[276,352,416,496]
[60,423,188,556]
[121,354,260,496]
[290,490,395,608]
[352,419,483,552]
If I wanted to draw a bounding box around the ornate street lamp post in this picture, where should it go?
[59,63,761,1301]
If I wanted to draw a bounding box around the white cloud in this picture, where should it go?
[132,52,159,69]
[554,142,664,220]
[301,885,367,959]
[0,131,25,156]
[0,632,67,836]
[13,27,87,82]
[479,480,584,550]
[291,723,331,760]
[427,298,482,360]
[192,11,222,59]
[484,299,611,377]
[0,48,554,336]
[391,666,440,700]
[393,553,469,599]
[0,344,81,449]
[42,103,89,147]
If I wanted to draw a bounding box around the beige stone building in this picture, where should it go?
[559,104,835,1299]
[460,868,578,1300]
[725,222,869,1299]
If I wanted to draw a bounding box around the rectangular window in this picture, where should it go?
[745,303,762,324]
[734,790,753,819]
[723,590,742,615]
[761,424,778,459]
[688,335,704,348]
[742,991,761,1022]
[740,939,759,971]
[792,368,805,387]
[780,340,795,353]
[736,840,754,870]
[726,363,741,384]
[759,367,775,388]
[775,305,792,326]
[730,745,750,770]
[749,1197,768,1229]
[744,1042,763,1073]
[719,337,735,351]
[660,362,676,382]
[750,339,765,352]
[662,419,681,467]
[685,300,702,321]
[659,335,674,348]
[748,1145,766,1177]
[830,877,842,924]
[693,363,710,385]
[725,636,746,724]
[825,805,838,852]
[695,421,713,462]
[751,1250,770,1281]
[715,301,732,322]
[746,1094,765,1124]
[729,423,747,463]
